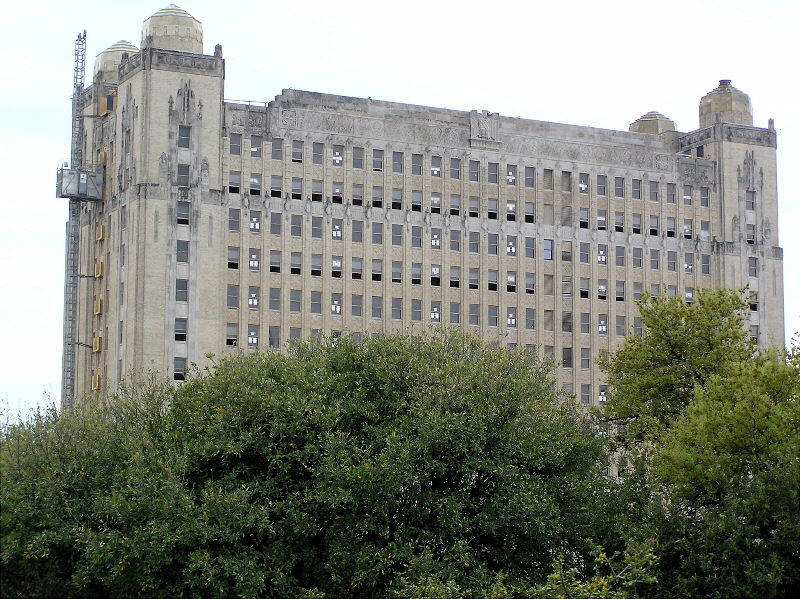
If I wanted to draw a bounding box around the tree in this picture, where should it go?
[599,288,752,442]
[2,332,619,598]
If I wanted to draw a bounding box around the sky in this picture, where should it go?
[1,0,798,417]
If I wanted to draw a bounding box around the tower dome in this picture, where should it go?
[141,4,203,54]
[699,80,752,128]
[629,110,676,134]
[93,40,139,81]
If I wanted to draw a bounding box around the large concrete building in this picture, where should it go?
[58,5,784,408]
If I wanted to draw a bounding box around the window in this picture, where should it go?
[632,213,642,234]
[431,155,442,177]
[248,248,261,272]
[543,310,554,332]
[269,250,281,273]
[507,164,517,185]
[685,252,694,274]
[580,348,590,369]
[649,181,659,202]
[577,242,588,264]
[174,201,191,226]
[597,244,607,265]
[173,357,187,381]
[598,279,607,300]
[666,217,676,238]
[684,219,693,239]
[291,214,303,237]
[580,278,589,299]
[580,312,590,333]
[229,132,241,155]
[173,317,188,342]
[469,160,480,181]
[561,171,572,192]
[268,326,280,349]
[487,198,498,220]
[488,233,499,255]
[312,142,323,165]
[506,200,517,221]
[372,259,383,281]
[632,178,641,199]
[665,183,675,203]
[431,301,442,322]
[392,261,402,283]
[685,288,694,304]
[271,138,283,160]
[543,204,554,225]
[270,212,282,235]
[597,174,607,195]
[506,235,517,256]
[390,188,403,210]
[351,146,364,169]
[683,185,693,205]
[748,256,758,277]
[615,245,625,267]
[487,269,498,291]
[312,254,323,277]
[312,180,323,201]
[311,291,322,314]
[507,307,517,327]
[176,278,188,302]
[561,241,572,262]
[464,196,477,218]
[390,151,404,173]
[598,314,608,335]
[331,256,342,278]
[431,264,441,286]
[614,176,624,198]
[524,201,534,223]
[248,286,260,309]
[579,172,589,193]
[289,289,301,312]
[667,251,677,271]
[332,144,343,166]
[292,140,303,163]
[430,228,441,249]
[746,223,756,245]
[488,162,498,183]
[616,281,625,302]
[351,294,362,316]
[247,135,261,159]
[450,157,461,179]
[177,240,189,263]
[449,229,461,251]
[352,219,363,243]
[746,190,756,210]
[411,226,422,248]
[270,175,282,198]
[525,273,535,294]
[525,308,535,330]
[702,254,710,275]
[331,292,343,315]
[562,311,573,332]
[412,263,422,285]
[177,164,190,188]
[227,284,239,309]
[431,193,441,214]
[470,268,480,290]
[372,222,384,244]
[249,173,262,196]
[597,210,607,230]
[391,297,402,320]
[525,166,535,187]
[616,315,626,336]
[562,347,573,368]
[412,299,422,321]
[634,318,643,336]
[649,215,659,236]
[450,302,461,324]
[226,323,238,346]
[488,305,499,327]
[372,149,384,171]
[266,287,279,311]
[507,270,516,292]
[291,177,302,200]
[370,296,383,318]
[543,169,554,190]
[176,125,191,149]
[411,153,423,175]
[543,239,553,260]
[580,384,590,405]
[290,252,301,275]
[351,257,363,280]
[633,247,642,268]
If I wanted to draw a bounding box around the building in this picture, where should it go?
[57,4,784,408]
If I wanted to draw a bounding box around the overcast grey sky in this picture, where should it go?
[1,0,797,416]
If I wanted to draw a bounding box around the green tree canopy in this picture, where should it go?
[599,288,752,442]
[2,332,618,598]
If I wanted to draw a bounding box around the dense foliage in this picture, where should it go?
[1,333,620,598]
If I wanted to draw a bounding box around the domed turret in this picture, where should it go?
[699,80,752,128]
[629,110,676,135]
[141,4,203,54]
[93,40,139,82]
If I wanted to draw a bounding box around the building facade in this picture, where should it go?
[59,5,784,408]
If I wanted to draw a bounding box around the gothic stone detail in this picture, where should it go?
[470,110,501,150]
[722,124,777,148]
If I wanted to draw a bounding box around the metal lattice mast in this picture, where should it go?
[61,30,86,409]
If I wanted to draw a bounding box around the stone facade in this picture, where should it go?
[62,5,784,407]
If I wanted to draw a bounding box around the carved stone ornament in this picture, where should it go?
[469,110,501,150]
[281,109,298,128]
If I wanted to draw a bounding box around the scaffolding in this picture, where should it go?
[60,31,86,409]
